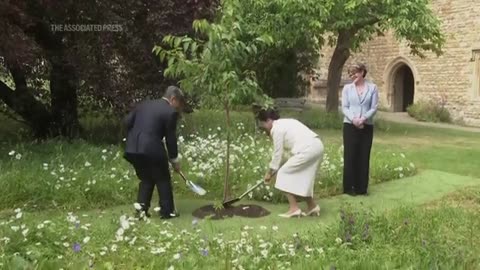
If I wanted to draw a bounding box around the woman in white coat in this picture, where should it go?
[256,108,324,218]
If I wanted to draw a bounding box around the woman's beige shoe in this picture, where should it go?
[305,205,320,216]
[278,209,303,218]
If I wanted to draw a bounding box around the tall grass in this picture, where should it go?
[0,187,479,269]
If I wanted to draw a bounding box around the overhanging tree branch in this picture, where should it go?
[0,79,16,107]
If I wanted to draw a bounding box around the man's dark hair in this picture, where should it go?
[256,108,280,121]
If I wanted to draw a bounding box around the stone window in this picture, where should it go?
[473,49,480,98]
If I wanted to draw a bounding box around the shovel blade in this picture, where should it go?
[187,181,207,196]
[222,198,240,208]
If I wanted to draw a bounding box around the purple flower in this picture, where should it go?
[201,249,209,256]
[73,243,81,252]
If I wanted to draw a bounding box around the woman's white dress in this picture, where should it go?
[269,119,324,197]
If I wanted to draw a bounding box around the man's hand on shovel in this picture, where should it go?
[172,162,181,173]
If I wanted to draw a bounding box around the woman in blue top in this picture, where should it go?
[341,63,379,196]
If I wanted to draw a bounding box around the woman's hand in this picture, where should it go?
[352,117,361,127]
[358,117,366,129]
[264,172,272,184]
[353,117,366,129]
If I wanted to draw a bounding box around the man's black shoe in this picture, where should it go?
[160,212,180,219]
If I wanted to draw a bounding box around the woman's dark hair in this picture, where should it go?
[256,108,280,121]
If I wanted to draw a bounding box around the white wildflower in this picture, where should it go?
[120,215,130,230]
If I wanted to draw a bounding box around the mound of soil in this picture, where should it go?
[192,204,270,220]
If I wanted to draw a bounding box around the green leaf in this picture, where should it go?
[183,42,190,53]
[174,37,182,48]
[251,44,258,54]
[191,42,198,53]
[159,51,166,62]
[168,57,175,67]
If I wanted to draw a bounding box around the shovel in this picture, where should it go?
[178,171,207,196]
[222,170,278,208]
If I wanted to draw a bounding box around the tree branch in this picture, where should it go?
[351,17,381,33]
[0,79,16,108]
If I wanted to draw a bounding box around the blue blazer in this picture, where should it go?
[341,82,379,125]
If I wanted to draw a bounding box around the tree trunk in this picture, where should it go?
[4,4,82,138]
[49,59,81,138]
[326,31,353,113]
[223,101,232,202]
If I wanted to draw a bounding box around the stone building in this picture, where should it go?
[309,0,480,126]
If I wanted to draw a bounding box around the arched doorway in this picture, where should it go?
[391,64,415,112]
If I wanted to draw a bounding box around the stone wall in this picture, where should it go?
[308,0,480,126]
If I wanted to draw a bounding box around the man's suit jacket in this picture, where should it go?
[124,99,179,163]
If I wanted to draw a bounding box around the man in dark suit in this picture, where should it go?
[123,86,185,219]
